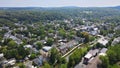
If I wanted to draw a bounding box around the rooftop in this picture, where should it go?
[84,53,92,59]
[42,46,52,52]
[100,48,108,53]
[98,38,108,46]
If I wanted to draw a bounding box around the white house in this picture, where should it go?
[0,53,4,58]
[24,45,33,49]
[84,49,99,64]
[98,37,108,46]
[42,46,52,52]
[7,58,16,66]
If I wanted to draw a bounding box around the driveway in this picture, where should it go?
[75,56,100,68]
[86,56,100,68]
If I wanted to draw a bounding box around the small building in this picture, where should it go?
[33,56,44,66]
[0,53,4,58]
[99,48,108,56]
[42,46,52,52]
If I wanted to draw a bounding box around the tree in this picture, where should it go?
[19,63,26,68]
[4,49,18,59]
[81,32,89,43]
[99,56,109,68]
[76,31,82,37]
[29,53,37,60]
[42,63,51,68]
[68,47,87,67]
[36,42,43,50]
[59,28,66,38]
[16,45,30,60]
[49,47,61,64]
[107,44,120,64]
[60,58,67,64]
[89,35,95,42]
[60,64,67,68]
[46,38,54,46]
[3,38,12,45]
[8,40,17,48]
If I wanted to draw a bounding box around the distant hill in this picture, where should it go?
[109,6,120,10]
[0,6,120,24]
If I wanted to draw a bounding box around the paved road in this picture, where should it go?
[62,43,83,58]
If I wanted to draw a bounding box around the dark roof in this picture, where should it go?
[33,56,43,66]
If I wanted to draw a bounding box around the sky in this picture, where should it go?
[0,0,120,7]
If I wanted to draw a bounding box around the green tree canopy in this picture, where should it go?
[8,40,17,48]
[46,38,54,46]
[42,63,51,68]
[100,56,109,68]
[49,47,61,64]
[36,42,43,50]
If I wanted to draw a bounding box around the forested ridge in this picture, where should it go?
[0,7,120,25]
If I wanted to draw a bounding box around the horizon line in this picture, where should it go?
[0,5,119,8]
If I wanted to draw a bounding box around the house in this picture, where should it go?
[40,46,52,57]
[84,49,99,64]
[4,33,23,45]
[34,40,46,45]
[24,61,37,68]
[0,60,8,68]
[93,28,98,31]
[90,31,98,36]
[0,53,4,58]
[88,49,99,57]
[33,56,44,66]
[98,37,108,46]
[24,45,33,49]
[84,53,92,61]
[112,37,120,45]
[30,48,39,54]
[74,37,84,43]
[2,26,9,31]
[58,39,67,43]
[24,45,39,54]
[42,46,52,52]
[58,40,78,54]
[7,58,16,66]
[99,48,108,56]
[107,33,114,38]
